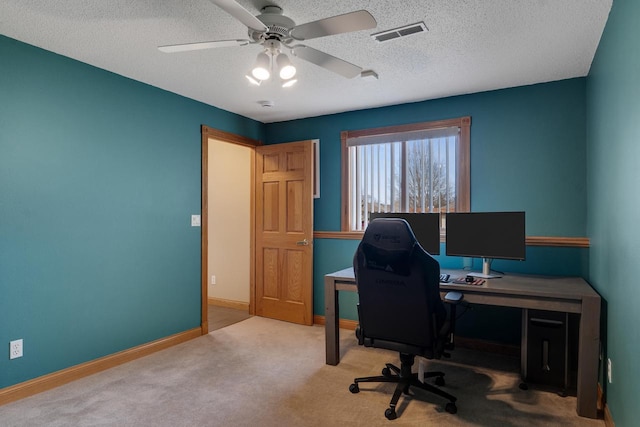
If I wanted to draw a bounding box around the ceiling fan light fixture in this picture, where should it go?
[276,53,297,80]
[252,51,271,80]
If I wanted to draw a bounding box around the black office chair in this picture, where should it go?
[349,218,461,420]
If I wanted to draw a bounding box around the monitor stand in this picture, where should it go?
[467,258,502,279]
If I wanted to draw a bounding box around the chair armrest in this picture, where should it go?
[442,291,463,353]
[443,291,463,304]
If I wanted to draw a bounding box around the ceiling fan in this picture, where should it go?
[159,0,377,84]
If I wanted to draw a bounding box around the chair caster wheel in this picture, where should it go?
[382,367,391,377]
[349,383,359,393]
[435,376,445,386]
[519,382,529,390]
[385,408,397,420]
[445,402,457,414]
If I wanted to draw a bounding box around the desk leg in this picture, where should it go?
[325,276,340,365]
[576,295,600,418]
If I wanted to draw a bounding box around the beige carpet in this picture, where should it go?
[0,317,604,426]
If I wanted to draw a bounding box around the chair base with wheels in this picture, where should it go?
[349,353,457,420]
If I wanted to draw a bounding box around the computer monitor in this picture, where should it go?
[445,211,526,278]
[368,212,441,255]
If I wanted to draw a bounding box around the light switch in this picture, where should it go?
[191,215,201,227]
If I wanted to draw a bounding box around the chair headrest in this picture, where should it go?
[359,218,418,276]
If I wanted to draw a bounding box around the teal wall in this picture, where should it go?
[267,79,587,236]
[0,35,263,389]
[586,0,639,425]
[267,79,589,342]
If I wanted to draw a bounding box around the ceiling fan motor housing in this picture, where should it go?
[249,6,295,43]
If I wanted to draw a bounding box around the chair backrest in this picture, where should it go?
[353,218,444,352]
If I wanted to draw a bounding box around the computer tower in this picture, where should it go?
[521,309,569,391]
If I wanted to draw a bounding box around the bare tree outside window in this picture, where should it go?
[405,138,456,215]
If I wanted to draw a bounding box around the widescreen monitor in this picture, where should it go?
[445,211,525,278]
[368,212,441,255]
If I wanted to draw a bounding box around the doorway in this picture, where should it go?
[200,128,315,332]
[200,126,261,334]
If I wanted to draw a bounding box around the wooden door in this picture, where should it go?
[255,141,314,325]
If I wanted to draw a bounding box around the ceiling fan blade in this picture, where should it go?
[291,45,362,79]
[290,10,376,41]
[158,39,250,53]
[210,0,268,32]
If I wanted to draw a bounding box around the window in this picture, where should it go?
[341,117,470,232]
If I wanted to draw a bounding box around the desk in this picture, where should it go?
[324,267,601,419]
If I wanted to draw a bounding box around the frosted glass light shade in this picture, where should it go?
[277,53,296,80]
[252,52,271,81]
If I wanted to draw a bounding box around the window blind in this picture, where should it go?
[346,126,459,147]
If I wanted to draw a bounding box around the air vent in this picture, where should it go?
[371,22,428,43]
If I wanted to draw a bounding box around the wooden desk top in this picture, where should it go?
[326,267,599,303]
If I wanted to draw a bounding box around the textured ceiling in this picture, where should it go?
[0,0,612,123]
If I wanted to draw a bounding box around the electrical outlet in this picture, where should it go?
[607,358,612,383]
[10,339,23,360]
[191,215,201,227]
[211,275,216,285]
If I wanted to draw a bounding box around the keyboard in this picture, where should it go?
[439,273,450,283]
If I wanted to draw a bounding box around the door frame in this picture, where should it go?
[200,125,262,334]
